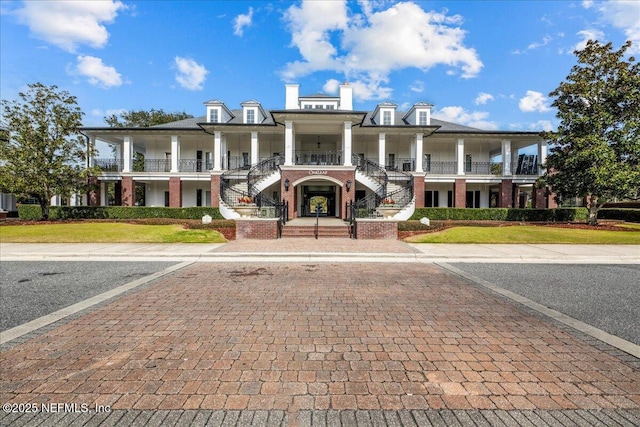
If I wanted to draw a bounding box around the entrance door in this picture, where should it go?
[302,185,336,216]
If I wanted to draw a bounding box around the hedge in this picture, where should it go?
[17,205,224,220]
[597,208,640,223]
[409,208,588,222]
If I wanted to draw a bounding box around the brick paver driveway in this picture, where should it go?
[1,263,639,425]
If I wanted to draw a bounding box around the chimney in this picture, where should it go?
[339,82,352,111]
[285,84,299,110]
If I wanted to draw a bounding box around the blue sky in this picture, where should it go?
[1,0,639,132]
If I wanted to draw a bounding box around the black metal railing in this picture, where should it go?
[353,154,387,196]
[95,158,123,172]
[276,199,289,238]
[133,159,171,172]
[424,161,457,174]
[247,155,282,195]
[346,201,357,239]
[511,160,539,175]
[222,156,251,170]
[386,158,415,172]
[295,150,343,165]
[179,159,212,172]
[464,162,502,175]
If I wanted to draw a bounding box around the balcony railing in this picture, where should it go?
[424,161,457,174]
[464,162,502,175]
[295,150,343,165]
[179,159,213,172]
[385,158,415,172]
[511,161,539,175]
[95,158,123,172]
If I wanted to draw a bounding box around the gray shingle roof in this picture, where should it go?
[150,116,206,129]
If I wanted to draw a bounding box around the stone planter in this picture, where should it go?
[376,206,401,219]
[235,205,258,218]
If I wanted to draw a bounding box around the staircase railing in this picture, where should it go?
[352,154,387,197]
[247,155,282,195]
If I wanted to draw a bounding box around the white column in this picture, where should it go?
[284,121,294,166]
[537,140,547,176]
[123,136,132,172]
[415,133,423,172]
[343,121,352,166]
[501,139,512,176]
[251,131,259,165]
[456,138,465,175]
[171,135,180,173]
[378,133,386,167]
[213,131,222,170]
[88,136,96,168]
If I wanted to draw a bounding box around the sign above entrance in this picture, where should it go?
[308,170,328,175]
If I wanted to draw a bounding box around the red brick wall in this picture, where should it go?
[413,177,425,208]
[121,176,135,206]
[357,220,398,239]
[532,187,547,208]
[88,177,100,207]
[169,177,182,207]
[210,174,220,208]
[454,179,466,208]
[236,219,279,239]
[280,169,356,219]
[499,179,513,208]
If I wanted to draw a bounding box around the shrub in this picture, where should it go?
[18,205,224,220]
[598,208,640,223]
[409,207,588,222]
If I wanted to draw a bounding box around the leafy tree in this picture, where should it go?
[1,83,98,219]
[539,40,640,225]
[104,108,192,128]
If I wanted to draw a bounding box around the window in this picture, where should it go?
[383,111,392,125]
[419,111,427,125]
[304,105,312,109]
[315,105,323,109]
[465,154,472,173]
[326,105,335,110]
[466,190,481,208]
[209,109,218,123]
[164,191,170,207]
[246,109,255,124]
[425,190,439,207]
[196,189,203,207]
[424,154,431,172]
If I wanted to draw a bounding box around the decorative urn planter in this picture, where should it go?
[376,206,401,219]
[235,205,258,218]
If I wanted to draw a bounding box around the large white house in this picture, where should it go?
[81,83,554,221]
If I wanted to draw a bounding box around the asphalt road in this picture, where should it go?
[450,263,640,346]
[0,261,177,331]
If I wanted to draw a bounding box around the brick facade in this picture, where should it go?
[280,169,356,219]
[413,177,425,208]
[169,177,182,208]
[356,219,398,239]
[498,179,513,208]
[88,177,100,207]
[454,179,466,208]
[210,174,221,208]
[121,176,135,206]
[236,219,279,239]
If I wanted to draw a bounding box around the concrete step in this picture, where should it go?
[281,225,351,238]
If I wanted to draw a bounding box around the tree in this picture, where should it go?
[539,40,640,225]
[104,108,192,128]
[0,83,97,219]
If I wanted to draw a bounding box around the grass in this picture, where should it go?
[404,224,640,244]
[0,223,228,243]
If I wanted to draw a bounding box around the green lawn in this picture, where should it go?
[0,223,227,243]
[405,225,640,244]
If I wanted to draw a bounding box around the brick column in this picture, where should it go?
[281,172,295,219]
[454,178,466,208]
[548,191,558,208]
[413,176,425,208]
[169,177,182,207]
[498,179,513,208]
[121,176,135,206]
[533,187,547,208]
[513,184,521,208]
[341,173,356,219]
[210,174,220,208]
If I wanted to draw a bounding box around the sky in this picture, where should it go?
[1,0,639,134]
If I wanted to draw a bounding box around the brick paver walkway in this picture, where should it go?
[1,263,639,425]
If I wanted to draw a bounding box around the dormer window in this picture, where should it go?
[246,109,255,124]
[419,111,427,125]
[209,109,218,123]
[383,111,392,125]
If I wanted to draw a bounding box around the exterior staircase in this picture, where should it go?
[281,218,351,238]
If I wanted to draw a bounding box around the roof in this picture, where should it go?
[299,93,338,99]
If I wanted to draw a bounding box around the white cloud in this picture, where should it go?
[432,106,498,130]
[592,0,640,53]
[233,7,254,37]
[74,55,122,88]
[410,80,424,93]
[282,1,482,101]
[475,92,494,105]
[323,79,340,94]
[513,35,552,54]
[519,90,550,113]
[15,0,125,52]
[532,120,554,131]
[573,29,605,51]
[174,57,208,91]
